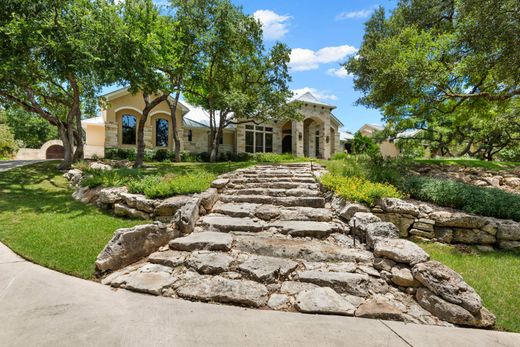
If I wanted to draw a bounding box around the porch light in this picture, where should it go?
[326,136,330,144]
[298,132,303,140]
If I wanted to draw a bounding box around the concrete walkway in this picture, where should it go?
[1,243,519,346]
[0,160,43,172]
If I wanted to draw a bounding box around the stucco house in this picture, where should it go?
[81,87,344,160]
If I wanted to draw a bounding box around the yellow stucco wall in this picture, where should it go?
[86,125,105,146]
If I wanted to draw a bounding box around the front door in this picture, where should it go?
[282,135,292,153]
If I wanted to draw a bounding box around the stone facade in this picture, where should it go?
[84,89,343,159]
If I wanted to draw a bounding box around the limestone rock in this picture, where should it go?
[378,198,419,216]
[280,281,319,295]
[412,261,482,314]
[120,263,175,296]
[238,255,298,282]
[496,220,520,241]
[339,203,369,221]
[297,271,369,296]
[271,220,339,238]
[365,222,400,249]
[267,294,290,309]
[169,231,233,252]
[175,274,268,307]
[373,257,395,272]
[295,287,356,316]
[199,215,265,233]
[355,294,408,321]
[186,251,233,274]
[96,222,173,272]
[349,212,381,231]
[114,203,150,219]
[98,187,127,204]
[199,188,218,211]
[377,213,414,237]
[148,250,189,267]
[174,196,201,234]
[155,195,192,216]
[434,227,453,243]
[452,228,496,244]
[212,202,258,217]
[430,211,486,229]
[64,169,83,186]
[72,186,101,204]
[211,178,230,189]
[391,267,419,287]
[89,162,112,171]
[416,288,495,328]
[255,204,280,220]
[278,207,333,222]
[498,240,520,251]
[374,238,429,265]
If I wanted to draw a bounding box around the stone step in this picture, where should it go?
[278,207,333,222]
[223,188,321,197]
[233,234,374,264]
[227,182,320,190]
[219,195,325,208]
[198,215,266,232]
[212,202,260,218]
[270,220,340,238]
[296,271,369,297]
[229,177,317,184]
[212,203,333,222]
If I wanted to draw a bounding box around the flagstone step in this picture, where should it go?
[219,195,325,208]
[198,215,266,232]
[223,188,320,197]
[229,177,317,184]
[270,220,341,238]
[227,182,320,190]
[212,202,334,222]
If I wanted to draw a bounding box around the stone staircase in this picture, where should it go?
[101,163,495,328]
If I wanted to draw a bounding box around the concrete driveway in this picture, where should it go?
[0,160,43,172]
[1,242,519,347]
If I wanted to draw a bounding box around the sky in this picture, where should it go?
[240,0,398,132]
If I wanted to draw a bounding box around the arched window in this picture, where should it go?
[188,129,193,142]
[121,114,137,145]
[155,118,169,147]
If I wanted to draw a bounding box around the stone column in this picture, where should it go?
[322,117,331,159]
[293,120,304,157]
[236,123,245,153]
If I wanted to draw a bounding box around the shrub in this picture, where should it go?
[152,149,169,162]
[127,170,216,198]
[352,132,379,155]
[365,154,412,185]
[105,147,136,161]
[0,124,19,159]
[332,152,347,160]
[81,168,140,188]
[399,176,520,221]
[320,173,403,206]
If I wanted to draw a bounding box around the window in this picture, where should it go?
[245,124,273,153]
[155,119,169,147]
[121,114,137,145]
[188,130,193,142]
[315,130,320,157]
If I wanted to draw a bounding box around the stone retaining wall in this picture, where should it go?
[326,193,520,251]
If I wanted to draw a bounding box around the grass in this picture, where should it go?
[415,158,520,170]
[418,242,520,333]
[0,161,145,278]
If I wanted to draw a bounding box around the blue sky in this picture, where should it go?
[240,0,398,132]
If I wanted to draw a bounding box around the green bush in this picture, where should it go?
[81,167,140,188]
[331,152,347,160]
[400,176,520,221]
[352,132,379,155]
[127,170,215,198]
[0,124,19,159]
[320,173,403,206]
[105,147,136,161]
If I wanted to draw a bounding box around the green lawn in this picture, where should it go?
[419,242,520,333]
[415,158,520,170]
[0,161,146,278]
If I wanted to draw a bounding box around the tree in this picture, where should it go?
[0,0,120,169]
[182,0,298,162]
[0,111,19,158]
[351,132,379,155]
[345,0,520,160]
[2,107,57,148]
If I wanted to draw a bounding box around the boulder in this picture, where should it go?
[498,240,520,251]
[280,281,319,295]
[377,213,414,237]
[430,211,486,229]
[175,274,268,307]
[174,196,201,234]
[148,250,189,267]
[355,294,408,321]
[391,267,419,287]
[119,193,157,213]
[211,178,230,190]
[98,187,127,204]
[154,195,192,216]
[255,204,280,220]
[373,257,395,272]
[114,203,150,219]
[452,228,496,245]
[434,227,453,243]
[267,294,290,309]
[297,271,369,296]
[186,251,233,274]
[238,255,298,283]
[412,261,482,314]
[72,186,101,204]
[199,188,218,211]
[64,169,83,186]
[212,202,259,217]
[89,162,112,171]
[364,222,400,249]
[374,239,429,265]
[378,198,419,216]
[349,212,381,232]
[416,288,495,328]
[339,203,369,221]
[295,287,356,316]
[170,231,233,251]
[96,222,174,272]
[118,263,175,296]
[496,220,520,241]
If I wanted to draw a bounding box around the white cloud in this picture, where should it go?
[326,66,352,78]
[253,10,291,40]
[292,87,338,101]
[289,45,358,71]
[335,6,377,20]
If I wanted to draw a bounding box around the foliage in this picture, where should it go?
[320,173,403,206]
[0,0,120,169]
[400,176,520,221]
[364,154,412,184]
[498,143,520,162]
[419,242,520,332]
[127,170,215,198]
[325,155,369,178]
[0,161,143,278]
[1,107,57,148]
[415,158,519,170]
[0,124,19,159]
[346,0,520,160]
[351,132,379,155]
[105,148,137,161]
[331,152,347,160]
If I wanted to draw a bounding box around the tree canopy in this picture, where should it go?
[346,0,520,160]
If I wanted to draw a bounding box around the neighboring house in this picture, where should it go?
[81,88,343,159]
[339,131,354,153]
[358,123,399,157]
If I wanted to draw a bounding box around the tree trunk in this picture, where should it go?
[58,124,74,170]
[70,76,84,163]
[167,93,182,162]
[209,131,219,163]
[72,113,84,162]
[134,112,148,168]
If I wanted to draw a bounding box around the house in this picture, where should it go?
[81,87,344,160]
[357,123,399,157]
